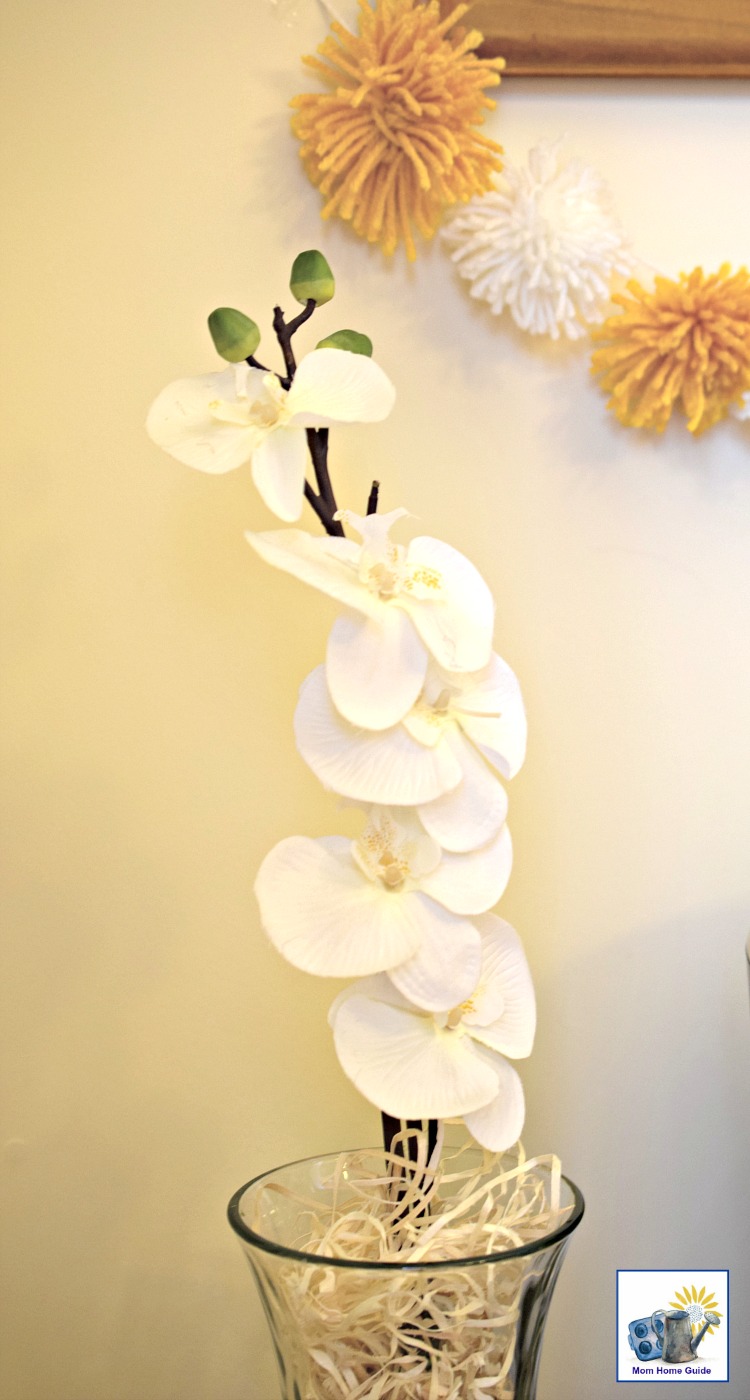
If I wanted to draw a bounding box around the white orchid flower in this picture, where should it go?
[254,808,513,1012]
[329,915,536,1152]
[247,509,495,729]
[146,349,395,522]
[407,654,527,850]
[294,653,526,851]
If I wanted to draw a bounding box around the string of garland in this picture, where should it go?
[291,0,750,438]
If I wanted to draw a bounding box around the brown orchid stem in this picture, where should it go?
[380,1113,414,1214]
[272,300,312,380]
[285,298,318,339]
[406,1120,423,1165]
[366,480,380,515]
[380,1114,439,1215]
[381,1113,439,1196]
[381,1112,401,1158]
[271,301,344,538]
[303,480,339,534]
[306,427,340,524]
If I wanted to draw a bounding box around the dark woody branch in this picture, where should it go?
[268,301,344,538]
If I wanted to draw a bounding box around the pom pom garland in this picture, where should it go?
[289,12,750,437]
[442,138,632,340]
[291,0,505,260]
[591,265,750,434]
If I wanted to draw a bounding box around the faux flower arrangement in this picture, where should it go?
[147,251,583,1399]
[147,249,535,1154]
[289,0,750,438]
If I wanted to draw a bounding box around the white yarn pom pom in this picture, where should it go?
[442,138,632,340]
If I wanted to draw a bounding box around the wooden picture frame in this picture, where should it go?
[462,0,750,77]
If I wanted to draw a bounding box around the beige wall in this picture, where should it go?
[2,2,749,1396]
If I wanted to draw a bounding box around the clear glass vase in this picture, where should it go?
[228,1147,584,1400]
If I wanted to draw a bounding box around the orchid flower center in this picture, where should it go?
[363,556,444,601]
[335,507,444,604]
[366,553,404,600]
[425,674,505,725]
[248,388,285,429]
[377,849,408,890]
[401,562,443,596]
[353,810,440,892]
[408,684,460,737]
[355,816,412,891]
[445,994,477,1031]
[208,373,289,433]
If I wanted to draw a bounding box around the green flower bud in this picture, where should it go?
[316,329,373,357]
[290,250,335,306]
[207,307,261,362]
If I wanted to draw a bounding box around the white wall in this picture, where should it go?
[2,2,749,1397]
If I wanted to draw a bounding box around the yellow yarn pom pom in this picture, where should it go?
[591,265,750,435]
[291,0,504,260]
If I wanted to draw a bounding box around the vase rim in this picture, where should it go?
[227,1147,585,1271]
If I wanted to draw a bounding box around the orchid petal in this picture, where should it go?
[245,530,378,617]
[146,370,255,473]
[294,668,462,804]
[250,425,308,522]
[254,836,422,977]
[465,914,536,1059]
[340,508,410,556]
[399,536,494,673]
[417,732,508,852]
[386,896,481,1011]
[419,826,513,916]
[286,348,395,427]
[326,608,428,730]
[457,654,528,779]
[330,982,500,1119]
[463,1050,526,1152]
[328,973,414,1026]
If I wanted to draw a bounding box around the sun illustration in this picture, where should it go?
[669,1283,722,1335]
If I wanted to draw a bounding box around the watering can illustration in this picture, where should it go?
[650,1308,722,1364]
